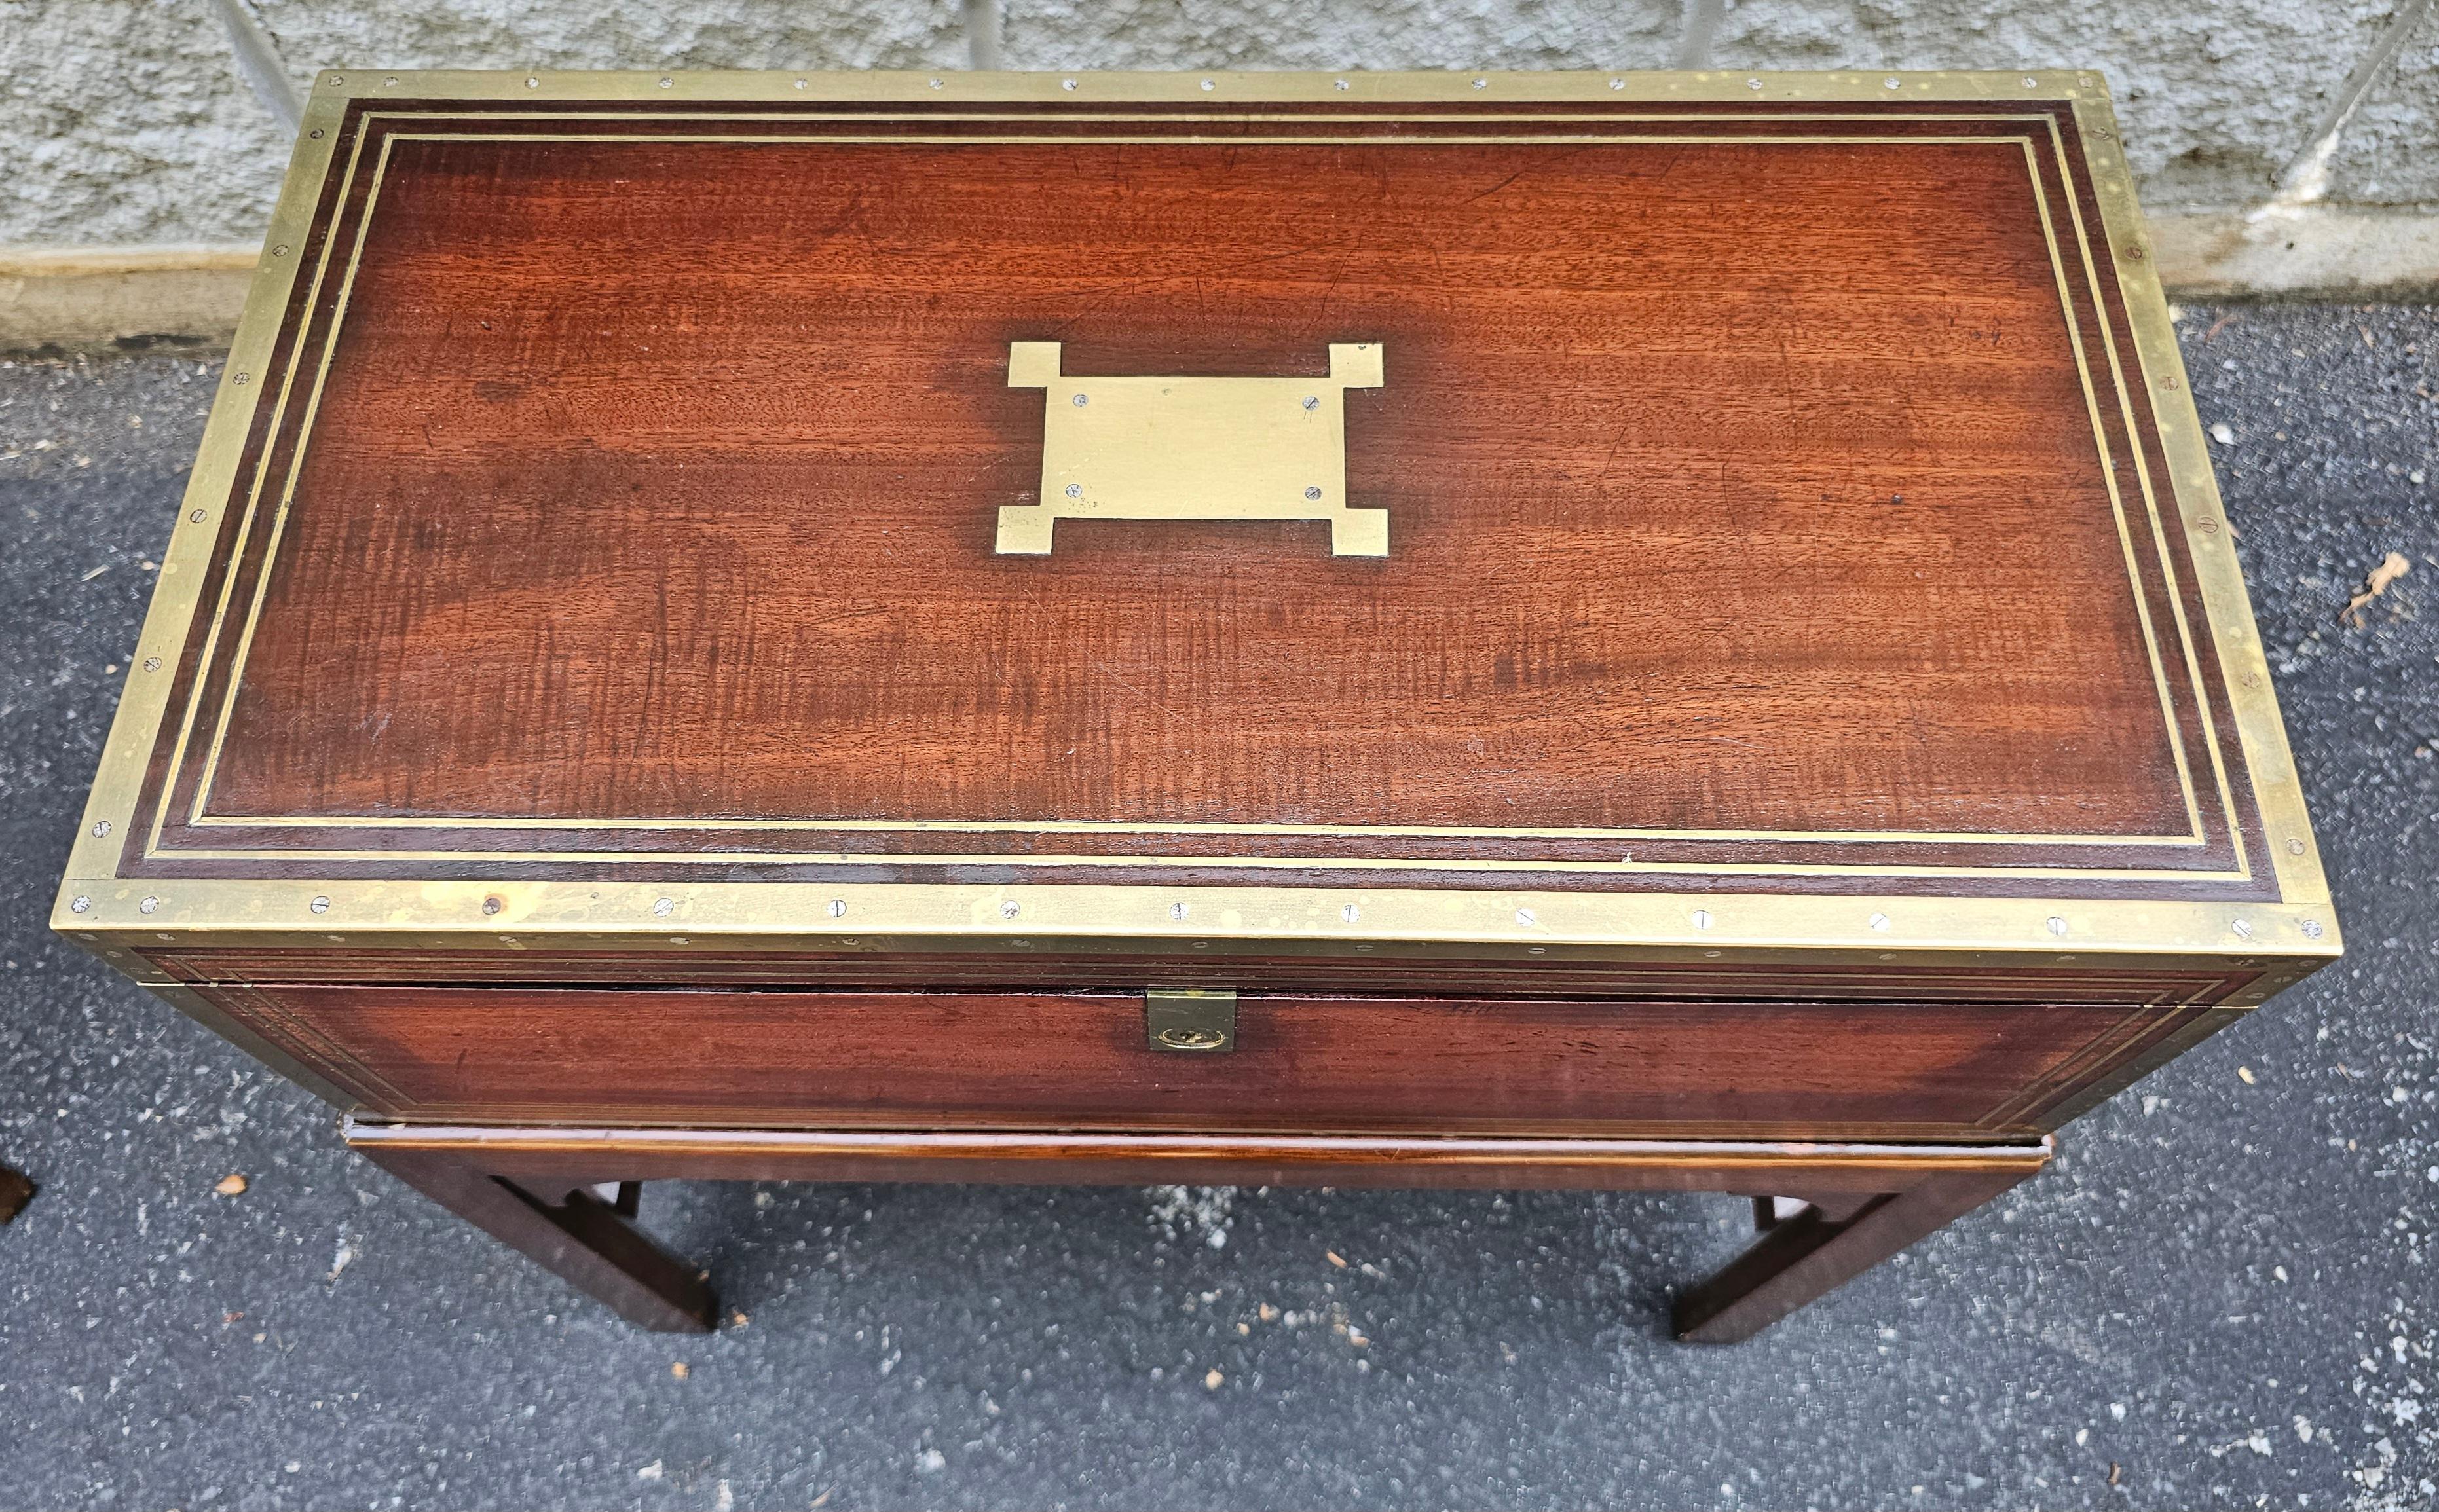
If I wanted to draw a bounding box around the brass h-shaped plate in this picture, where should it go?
[996,341,1388,556]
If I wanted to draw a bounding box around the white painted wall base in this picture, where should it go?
[2151,208,2439,300]
[0,247,258,354]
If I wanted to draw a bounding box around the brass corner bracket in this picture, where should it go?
[996,341,1388,557]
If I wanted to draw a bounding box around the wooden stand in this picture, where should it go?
[345,1119,2047,1341]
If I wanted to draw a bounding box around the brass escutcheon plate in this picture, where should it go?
[997,341,1388,556]
[1145,986,1238,1053]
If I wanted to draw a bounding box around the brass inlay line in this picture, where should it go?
[146,114,382,862]
[2016,139,2214,858]
[156,115,2235,877]
[2038,115,2254,882]
[181,812,2205,844]
[143,841,2244,882]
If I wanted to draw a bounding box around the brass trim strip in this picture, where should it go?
[53,877,2339,964]
[341,1113,2058,1180]
[2067,88,2332,908]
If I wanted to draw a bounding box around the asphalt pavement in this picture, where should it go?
[1,303,2433,1510]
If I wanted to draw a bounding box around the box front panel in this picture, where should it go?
[194,982,2186,1139]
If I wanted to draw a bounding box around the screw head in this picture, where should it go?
[1472,78,1487,89]
[2023,75,2039,87]
[1869,912,1892,931]
[139,896,158,915]
[2196,516,2220,534]
[1200,79,1215,91]
[653,897,675,916]
[384,75,398,86]
[1061,79,1077,90]
[481,896,504,917]
[525,77,540,88]
[272,244,289,257]
[1170,902,1189,921]
[2231,919,2254,940]
[70,896,90,913]
[1000,900,1021,919]
[1301,395,1319,410]
[1341,903,1360,923]
[142,657,160,671]
[2301,919,2324,940]
[191,510,207,523]
[1691,909,1712,930]
[658,77,673,88]
[1064,483,1083,498]
[310,895,330,914]
[1071,392,1088,406]
[1304,485,1323,500]
[1333,79,1350,90]
[1514,908,1536,927]
[1884,77,1901,89]
[91,819,111,838]
[827,898,847,918]
[2047,915,2068,936]
[232,373,248,385]
[2285,837,2306,855]
[1747,79,1763,90]
[1610,78,1626,90]
[925,79,940,89]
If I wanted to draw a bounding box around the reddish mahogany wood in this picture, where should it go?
[341,1118,2047,1337]
[200,982,2159,1137]
[347,1119,2053,1195]
[141,943,2265,1006]
[81,92,2310,1340]
[126,104,2269,893]
[1673,1168,2033,1342]
[352,1140,713,1333]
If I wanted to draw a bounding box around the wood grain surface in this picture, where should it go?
[200,981,2165,1137]
[140,941,2266,1004]
[122,100,2267,893]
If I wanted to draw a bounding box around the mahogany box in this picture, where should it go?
[54,68,2339,1340]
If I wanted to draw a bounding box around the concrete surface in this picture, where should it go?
[1,304,2434,1509]
[2153,209,2439,302]
[5,0,2437,249]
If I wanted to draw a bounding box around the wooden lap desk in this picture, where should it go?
[54,69,2337,1342]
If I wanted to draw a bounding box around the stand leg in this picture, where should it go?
[1673,1169,2032,1343]
[357,1145,715,1333]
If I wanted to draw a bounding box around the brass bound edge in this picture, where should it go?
[48,70,2339,974]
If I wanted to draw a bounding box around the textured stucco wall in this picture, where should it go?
[2326,2,2439,202]
[0,0,969,245]
[1,0,2433,247]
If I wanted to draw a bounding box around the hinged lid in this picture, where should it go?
[55,70,2336,986]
